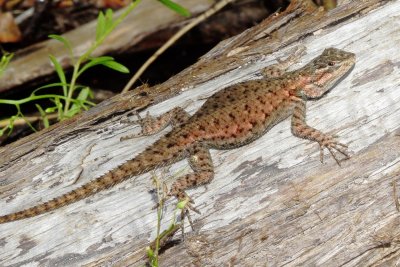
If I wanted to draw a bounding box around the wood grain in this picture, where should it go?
[0,0,398,266]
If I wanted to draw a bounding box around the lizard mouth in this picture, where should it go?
[325,62,355,93]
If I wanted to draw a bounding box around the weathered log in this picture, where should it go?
[1,0,399,266]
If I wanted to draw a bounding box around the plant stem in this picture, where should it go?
[0,113,59,128]
[63,0,141,115]
[0,94,95,106]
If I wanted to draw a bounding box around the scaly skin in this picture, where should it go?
[0,47,355,223]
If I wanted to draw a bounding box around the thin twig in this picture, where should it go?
[121,0,236,93]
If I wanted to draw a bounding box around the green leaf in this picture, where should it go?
[64,107,80,118]
[76,86,91,102]
[96,11,106,41]
[77,56,114,77]
[77,57,129,76]
[99,60,129,73]
[48,35,73,59]
[35,104,50,128]
[158,0,191,17]
[0,52,13,77]
[146,246,155,260]
[104,8,114,30]
[32,82,71,96]
[49,34,72,51]
[49,55,67,97]
[7,115,17,136]
[45,106,59,113]
[176,199,188,210]
[53,97,63,120]
[147,246,154,257]
[0,121,12,137]
[66,87,93,117]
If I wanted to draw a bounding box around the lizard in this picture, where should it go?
[0,47,355,224]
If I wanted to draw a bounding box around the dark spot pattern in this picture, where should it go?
[0,48,355,224]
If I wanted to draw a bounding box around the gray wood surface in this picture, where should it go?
[0,0,398,266]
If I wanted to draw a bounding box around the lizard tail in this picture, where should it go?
[0,172,116,223]
[0,168,137,223]
[0,135,191,224]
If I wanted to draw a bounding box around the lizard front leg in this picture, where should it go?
[291,99,350,165]
[121,106,191,140]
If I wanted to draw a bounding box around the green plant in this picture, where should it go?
[0,51,13,78]
[0,3,139,136]
[146,168,192,267]
[0,0,190,138]
[158,0,191,17]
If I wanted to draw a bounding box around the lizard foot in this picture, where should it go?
[172,191,201,215]
[318,136,350,166]
[121,106,191,141]
[120,110,167,141]
[154,191,200,238]
[176,193,201,238]
[153,191,201,215]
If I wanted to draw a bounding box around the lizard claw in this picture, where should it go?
[318,137,350,166]
[178,195,200,237]
[185,202,201,215]
[120,111,158,141]
[159,192,200,238]
[172,192,201,214]
[120,110,142,124]
[120,111,145,141]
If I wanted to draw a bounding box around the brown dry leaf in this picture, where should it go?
[95,0,130,8]
[56,0,75,8]
[0,12,22,43]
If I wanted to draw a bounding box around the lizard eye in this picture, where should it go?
[328,61,336,66]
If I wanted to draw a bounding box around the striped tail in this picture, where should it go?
[0,135,191,224]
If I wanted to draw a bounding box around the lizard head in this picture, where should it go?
[301,48,355,99]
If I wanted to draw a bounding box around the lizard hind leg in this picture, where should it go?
[168,144,214,206]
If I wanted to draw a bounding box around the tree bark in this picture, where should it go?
[1,0,399,266]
